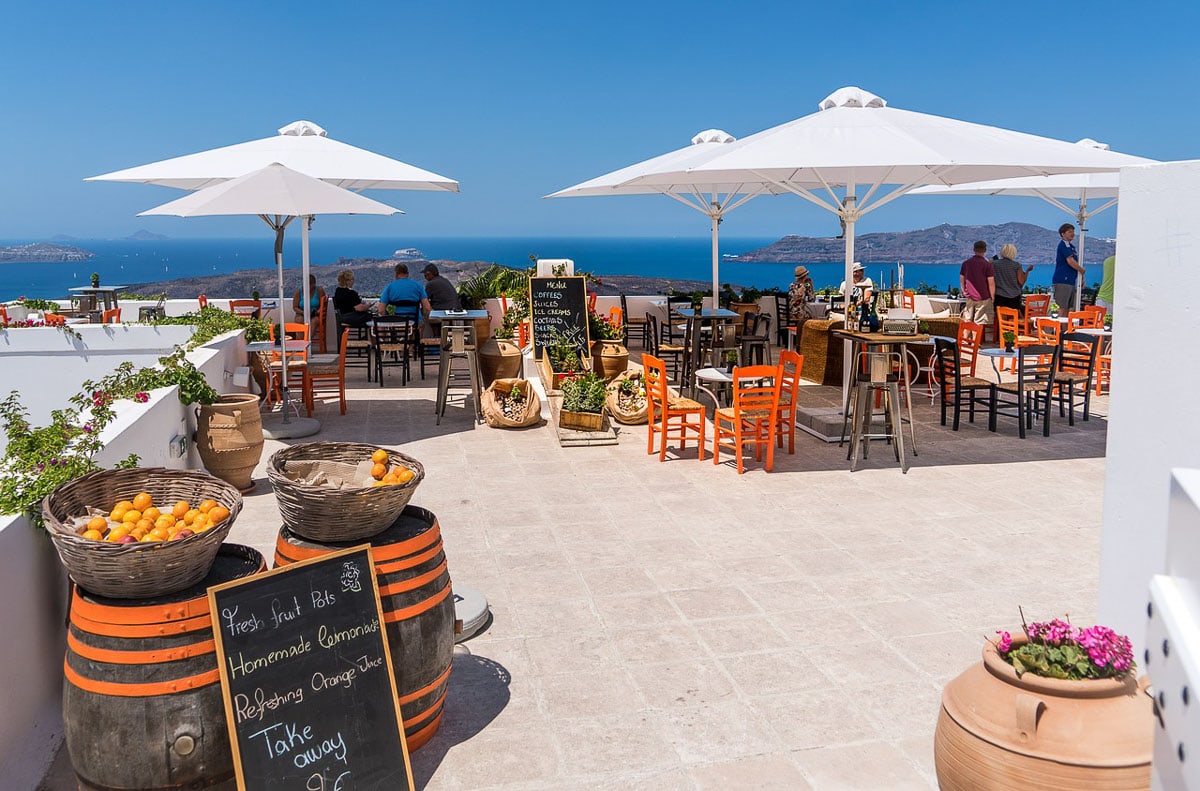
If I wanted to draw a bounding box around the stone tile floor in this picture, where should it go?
[41,350,1110,790]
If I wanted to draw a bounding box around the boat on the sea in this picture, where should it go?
[392,247,425,260]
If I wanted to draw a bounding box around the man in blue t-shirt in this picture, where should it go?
[378,263,432,327]
[1052,223,1082,311]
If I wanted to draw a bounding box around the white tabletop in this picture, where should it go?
[695,367,733,383]
[246,340,311,353]
[979,347,1018,359]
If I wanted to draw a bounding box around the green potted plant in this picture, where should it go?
[90,272,100,288]
[1050,301,1060,318]
[540,327,585,390]
[1002,330,1017,353]
[727,285,763,322]
[723,348,739,373]
[936,612,1149,789]
[559,371,606,431]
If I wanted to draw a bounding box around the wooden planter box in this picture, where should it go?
[559,407,604,432]
[538,351,585,392]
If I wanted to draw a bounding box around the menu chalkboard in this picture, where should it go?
[529,275,589,357]
[208,546,413,791]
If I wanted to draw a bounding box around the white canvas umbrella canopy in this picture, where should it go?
[622,87,1149,405]
[140,163,402,432]
[87,120,458,322]
[546,129,788,298]
[911,139,1152,308]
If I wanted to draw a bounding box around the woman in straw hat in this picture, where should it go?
[789,265,816,320]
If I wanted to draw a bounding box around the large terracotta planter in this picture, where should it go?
[478,338,522,386]
[935,637,1152,790]
[195,394,264,492]
[590,339,629,382]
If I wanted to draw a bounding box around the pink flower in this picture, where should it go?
[134,392,149,403]
[995,630,1012,653]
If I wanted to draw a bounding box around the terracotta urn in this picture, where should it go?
[478,337,523,387]
[590,339,629,382]
[934,637,1152,790]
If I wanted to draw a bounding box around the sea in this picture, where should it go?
[0,236,1066,300]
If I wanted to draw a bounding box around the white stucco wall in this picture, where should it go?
[1098,159,1200,655]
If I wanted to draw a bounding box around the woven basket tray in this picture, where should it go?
[267,442,424,542]
[42,467,241,599]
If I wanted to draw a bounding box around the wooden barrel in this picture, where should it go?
[64,543,265,791]
[274,505,455,751]
[195,394,264,492]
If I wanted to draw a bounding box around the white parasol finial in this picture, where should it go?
[691,129,735,145]
[277,120,328,137]
[819,87,887,111]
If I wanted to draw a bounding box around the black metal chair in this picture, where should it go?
[1054,331,1099,425]
[739,313,772,366]
[989,343,1059,438]
[371,316,416,386]
[934,337,993,431]
[661,296,691,346]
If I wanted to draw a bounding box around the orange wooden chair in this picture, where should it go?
[644,354,706,461]
[1083,305,1107,326]
[774,350,804,454]
[0,306,8,323]
[1068,310,1098,328]
[315,296,329,354]
[229,299,261,318]
[1035,317,1062,345]
[1096,354,1112,395]
[267,322,310,408]
[588,291,598,312]
[901,290,915,312]
[714,364,782,474]
[995,307,1035,371]
[43,313,67,326]
[955,320,982,378]
[306,328,348,415]
[197,294,208,309]
[102,308,122,324]
[1022,294,1051,334]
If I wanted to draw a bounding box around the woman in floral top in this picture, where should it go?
[788,266,815,320]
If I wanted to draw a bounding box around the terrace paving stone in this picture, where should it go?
[45,345,1112,789]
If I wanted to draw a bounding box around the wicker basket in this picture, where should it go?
[267,442,424,542]
[42,467,241,599]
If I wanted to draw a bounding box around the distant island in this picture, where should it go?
[0,242,94,263]
[125,229,170,241]
[732,222,1115,264]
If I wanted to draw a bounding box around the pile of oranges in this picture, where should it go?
[368,449,415,488]
[76,491,231,544]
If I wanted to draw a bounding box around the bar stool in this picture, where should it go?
[436,324,482,424]
[846,349,908,473]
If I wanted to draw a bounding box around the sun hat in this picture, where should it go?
[851,262,864,272]
[794,266,810,279]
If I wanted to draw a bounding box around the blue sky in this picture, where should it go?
[2,1,1196,241]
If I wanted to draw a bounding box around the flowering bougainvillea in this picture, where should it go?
[993,611,1135,681]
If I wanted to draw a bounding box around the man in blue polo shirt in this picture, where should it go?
[1053,223,1083,311]
[379,263,432,327]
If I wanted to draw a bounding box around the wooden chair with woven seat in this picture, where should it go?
[0,306,8,323]
[989,343,1059,438]
[957,320,983,377]
[1022,294,1051,335]
[934,337,993,431]
[266,322,310,409]
[646,313,686,382]
[644,353,706,461]
[1096,353,1113,395]
[315,296,329,354]
[1053,331,1099,425]
[1067,310,1099,329]
[229,299,261,319]
[901,290,916,312]
[335,314,373,382]
[588,291,598,312]
[772,293,792,348]
[661,296,691,346]
[197,294,208,310]
[996,306,1036,371]
[1082,305,1107,326]
[714,364,782,474]
[1035,317,1062,346]
[372,315,416,387]
[43,313,67,326]
[101,308,121,324]
[306,328,349,415]
[774,350,804,454]
[621,295,649,348]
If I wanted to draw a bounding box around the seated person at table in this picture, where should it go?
[421,263,461,311]
[292,274,327,323]
[838,262,874,309]
[378,263,432,327]
[332,269,373,328]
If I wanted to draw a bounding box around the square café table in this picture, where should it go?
[673,308,739,398]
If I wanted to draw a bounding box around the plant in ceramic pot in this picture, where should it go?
[90,272,100,288]
[1002,331,1017,353]
[587,308,628,382]
[1049,301,1060,318]
[935,611,1151,791]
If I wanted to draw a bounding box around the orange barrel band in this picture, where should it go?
[275,506,456,752]
[64,544,263,791]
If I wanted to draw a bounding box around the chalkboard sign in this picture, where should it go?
[208,546,413,791]
[529,275,589,358]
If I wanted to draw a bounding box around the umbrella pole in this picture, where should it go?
[1075,200,1087,312]
[841,190,857,416]
[302,215,311,327]
[710,213,720,308]
[274,220,293,424]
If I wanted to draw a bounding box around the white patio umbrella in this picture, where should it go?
[139,163,402,436]
[87,120,458,323]
[911,139,1151,309]
[615,86,1150,406]
[546,129,787,299]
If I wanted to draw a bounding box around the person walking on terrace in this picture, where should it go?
[992,244,1033,316]
[1053,222,1083,311]
[379,262,433,329]
[960,240,995,326]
